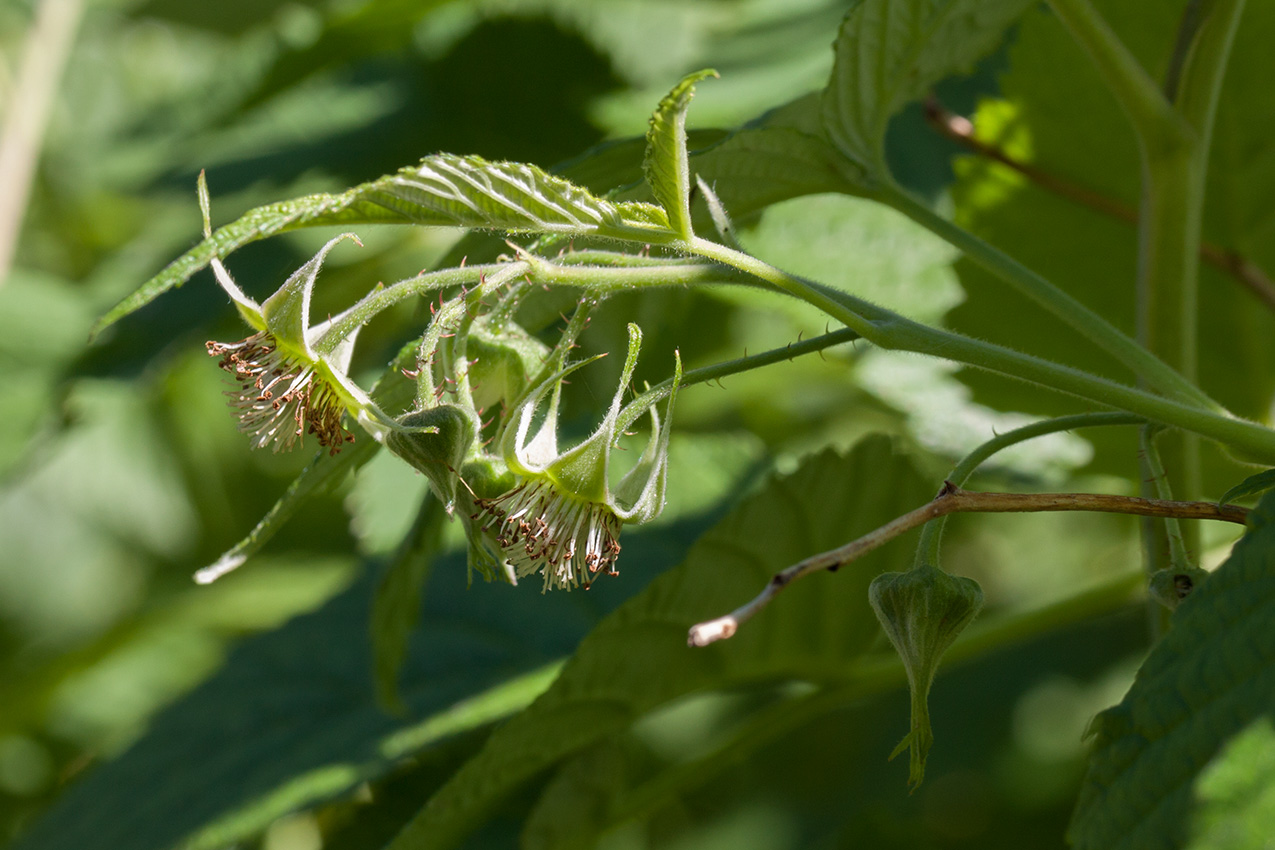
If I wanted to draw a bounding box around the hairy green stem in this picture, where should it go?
[916,412,1146,567]
[1139,0,1243,592]
[1140,426,1190,570]
[325,264,503,344]
[327,255,744,345]
[1046,0,1191,154]
[413,262,529,408]
[684,236,1275,464]
[879,186,1218,412]
[617,328,861,435]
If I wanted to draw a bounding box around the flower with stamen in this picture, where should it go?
[196,172,387,454]
[204,230,388,454]
[469,324,680,591]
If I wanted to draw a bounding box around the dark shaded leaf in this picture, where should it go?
[1069,489,1275,849]
[385,436,933,850]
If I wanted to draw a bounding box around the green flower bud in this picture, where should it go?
[385,405,481,510]
[868,563,984,790]
[465,315,551,412]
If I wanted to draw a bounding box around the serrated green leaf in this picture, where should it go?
[193,346,418,584]
[1219,469,1275,506]
[371,495,447,714]
[385,436,933,850]
[821,0,1034,179]
[521,738,636,850]
[643,68,718,239]
[91,154,671,339]
[1068,488,1275,849]
[193,437,380,584]
[439,96,860,269]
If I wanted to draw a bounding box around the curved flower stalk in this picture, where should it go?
[469,324,682,591]
[199,175,389,453]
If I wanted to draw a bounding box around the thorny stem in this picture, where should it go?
[615,328,862,436]
[684,236,1275,464]
[878,187,1219,412]
[687,486,1246,646]
[323,253,743,347]
[1141,425,1191,571]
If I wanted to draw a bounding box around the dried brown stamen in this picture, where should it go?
[206,332,354,454]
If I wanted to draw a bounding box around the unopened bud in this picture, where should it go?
[386,405,480,510]
[467,317,551,411]
[869,564,983,790]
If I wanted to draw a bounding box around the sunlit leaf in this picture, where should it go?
[91,155,671,339]
[821,0,1034,179]
[1185,718,1275,850]
[643,68,718,239]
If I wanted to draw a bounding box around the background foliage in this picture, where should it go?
[1,0,1271,848]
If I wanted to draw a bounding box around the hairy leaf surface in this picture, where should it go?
[948,0,1275,443]
[643,69,718,239]
[92,155,671,338]
[11,434,761,850]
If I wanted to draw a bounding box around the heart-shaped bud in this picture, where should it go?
[386,405,481,511]
[869,563,984,790]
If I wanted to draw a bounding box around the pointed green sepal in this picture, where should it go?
[612,349,681,522]
[547,324,643,501]
[261,233,362,354]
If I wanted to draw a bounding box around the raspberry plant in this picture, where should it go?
[5,1,1275,848]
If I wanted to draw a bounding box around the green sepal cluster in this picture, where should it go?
[869,563,984,790]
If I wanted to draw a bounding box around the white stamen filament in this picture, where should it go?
[473,478,623,591]
[207,332,353,454]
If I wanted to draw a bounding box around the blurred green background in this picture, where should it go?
[0,0,1259,848]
